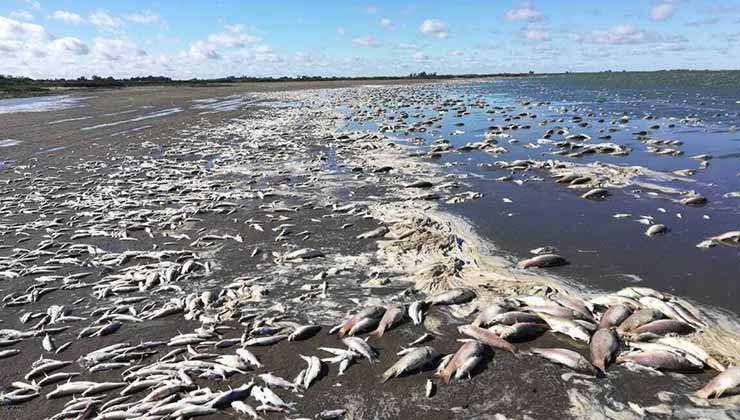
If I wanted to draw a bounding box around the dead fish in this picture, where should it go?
[425,288,476,306]
[590,328,620,371]
[537,313,591,342]
[471,303,514,327]
[171,405,218,418]
[458,325,518,355]
[408,301,424,325]
[680,195,707,207]
[657,336,724,372]
[236,348,263,368]
[382,346,438,382]
[243,335,288,346]
[599,304,633,329]
[645,224,668,237]
[347,317,380,336]
[251,385,292,409]
[356,226,389,240]
[425,379,435,397]
[405,180,434,188]
[342,337,378,362]
[695,366,740,399]
[37,372,80,387]
[26,360,73,380]
[231,401,262,419]
[489,322,548,342]
[317,409,347,419]
[259,373,296,391]
[581,188,610,200]
[288,325,321,341]
[617,308,664,333]
[284,248,324,260]
[438,340,485,382]
[530,347,599,376]
[42,334,56,352]
[517,254,568,269]
[630,319,694,336]
[299,355,322,389]
[338,306,385,337]
[0,349,20,359]
[491,311,545,326]
[617,350,702,372]
[373,304,405,337]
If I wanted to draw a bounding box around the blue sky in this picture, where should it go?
[1,1,739,79]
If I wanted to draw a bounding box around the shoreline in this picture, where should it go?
[0,82,738,419]
[330,104,740,369]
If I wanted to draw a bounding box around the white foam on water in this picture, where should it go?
[0,95,87,114]
[102,109,138,117]
[48,116,93,125]
[81,108,182,131]
[192,95,258,113]
[0,139,21,147]
[109,125,153,137]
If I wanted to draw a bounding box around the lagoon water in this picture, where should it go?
[351,72,740,315]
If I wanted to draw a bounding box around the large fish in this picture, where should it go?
[458,325,518,355]
[382,346,438,382]
[438,340,485,382]
[696,367,740,399]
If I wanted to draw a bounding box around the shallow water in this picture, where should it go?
[349,73,740,315]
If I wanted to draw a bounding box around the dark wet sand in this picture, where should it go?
[0,81,730,420]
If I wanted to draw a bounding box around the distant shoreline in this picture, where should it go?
[0,74,518,100]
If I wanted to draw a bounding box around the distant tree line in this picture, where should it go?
[1,72,531,98]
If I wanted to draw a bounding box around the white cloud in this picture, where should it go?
[0,16,48,41]
[380,17,395,30]
[208,25,261,47]
[685,17,720,26]
[126,12,161,24]
[650,1,682,21]
[10,10,33,21]
[574,24,685,45]
[449,49,464,56]
[252,45,281,63]
[521,24,550,41]
[506,3,543,22]
[336,26,345,35]
[365,5,378,14]
[93,38,147,61]
[24,0,41,11]
[419,19,449,39]
[49,10,84,24]
[49,37,89,55]
[352,35,378,47]
[90,10,123,30]
[412,51,428,61]
[184,41,221,61]
[398,42,422,50]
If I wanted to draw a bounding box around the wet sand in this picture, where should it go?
[1,81,738,420]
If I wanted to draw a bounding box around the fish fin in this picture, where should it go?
[694,388,712,399]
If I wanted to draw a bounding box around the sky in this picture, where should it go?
[1,0,739,79]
